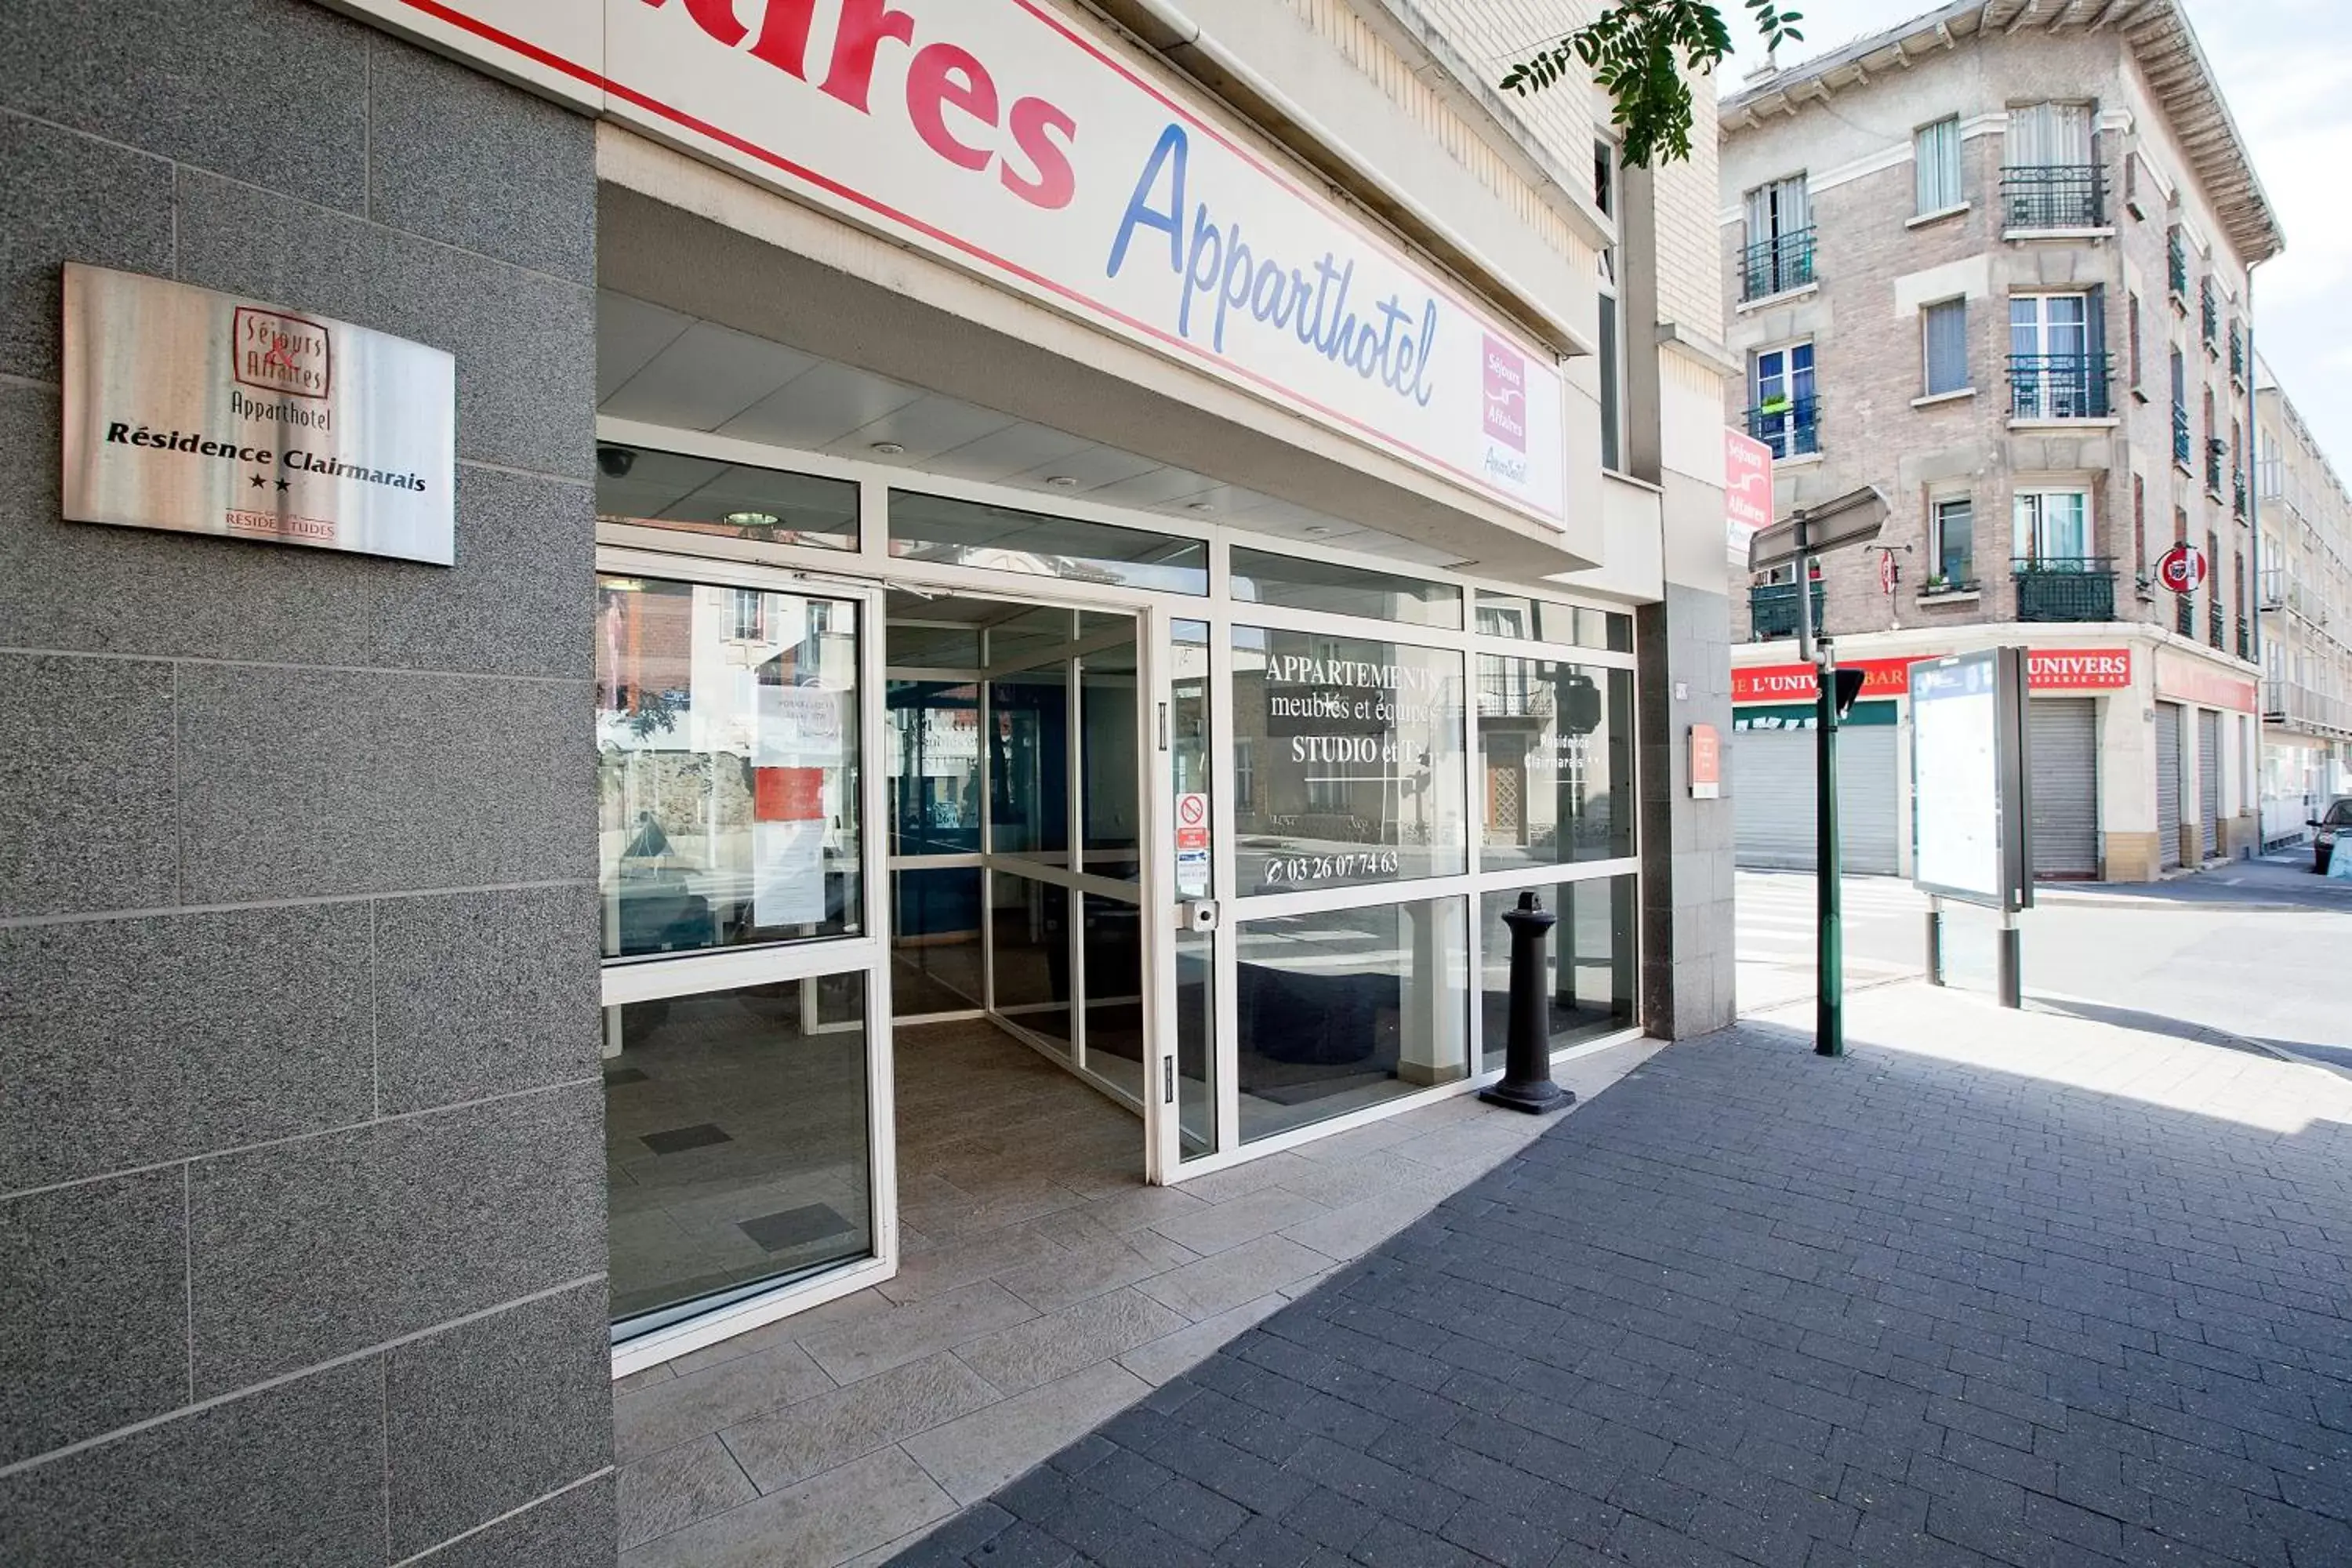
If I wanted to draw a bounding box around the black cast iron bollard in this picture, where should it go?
[1479,891,1575,1116]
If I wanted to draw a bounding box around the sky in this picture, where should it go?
[1711,0,2352,470]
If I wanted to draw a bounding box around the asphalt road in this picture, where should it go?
[1736,853,2352,1072]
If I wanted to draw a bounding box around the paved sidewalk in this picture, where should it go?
[614,1034,1664,1566]
[890,983,2352,1568]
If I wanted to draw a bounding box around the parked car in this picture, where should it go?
[2313,797,2352,874]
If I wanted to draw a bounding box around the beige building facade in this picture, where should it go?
[2255,360,2352,840]
[1717,0,2278,883]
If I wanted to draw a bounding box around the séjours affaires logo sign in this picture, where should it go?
[61,263,456,565]
[1482,335,1528,455]
[233,307,332,400]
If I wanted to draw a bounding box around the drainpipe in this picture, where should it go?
[2247,260,2264,846]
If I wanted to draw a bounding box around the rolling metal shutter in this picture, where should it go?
[2156,703,2183,869]
[2198,709,2222,859]
[1733,724,1900,876]
[2029,699,2100,878]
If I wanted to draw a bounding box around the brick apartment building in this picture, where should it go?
[2255,360,2352,842]
[1718,0,2278,882]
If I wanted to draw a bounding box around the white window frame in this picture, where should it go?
[1929,495,1976,585]
[2013,489,2092,564]
[1921,297,1969,397]
[1915,116,1963,215]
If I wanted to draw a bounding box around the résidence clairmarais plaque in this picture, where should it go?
[61,263,456,565]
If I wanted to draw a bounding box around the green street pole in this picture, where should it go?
[1791,513,1843,1058]
[1816,641,1844,1057]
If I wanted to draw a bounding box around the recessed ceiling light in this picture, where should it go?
[1187,500,1217,513]
[869,441,906,456]
[1304,524,1337,535]
[1045,475,1080,488]
[724,511,780,529]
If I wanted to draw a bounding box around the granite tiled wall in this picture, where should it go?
[0,3,612,1561]
[1639,579,1739,1039]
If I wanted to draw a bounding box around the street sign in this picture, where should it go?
[1175,791,1210,898]
[1746,485,1891,574]
[2154,541,2208,596]
[1878,552,1898,596]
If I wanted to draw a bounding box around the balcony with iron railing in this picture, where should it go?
[1744,394,1821,460]
[2007,353,2112,419]
[1740,227,1817,303]
[1749,580,1826,641]
[2013,557,2118,622]
[2262,567,2287,610]
[2000,165,2103,230]
[2172,402,2192,466]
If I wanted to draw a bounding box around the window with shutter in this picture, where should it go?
[1922,299,1969,395]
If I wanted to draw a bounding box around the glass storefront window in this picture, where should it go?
[1236,898,1468,1142]
[890,491,1207,594]
[1080,641,1140,876]
[605,974,871,1335]
[1081,892,1145,1100]
[1231,627,1466,891]
[1478,877,1637,1069]
[1475,590,1632,652]
[1232,548,1463,628]
[887,680,980,858]
[597,444,857,551]
[989,871,1072,1047]
[988,664,1069,859]
[891,865,983,1015]
[1476,659,1633,867]
[597,576,861,960]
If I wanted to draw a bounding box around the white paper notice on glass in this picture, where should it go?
[757,684,848,768]
[752,820,826,926]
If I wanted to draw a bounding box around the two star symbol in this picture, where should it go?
[249,474,291,492]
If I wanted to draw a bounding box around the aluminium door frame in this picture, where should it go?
[597,542,899,1381]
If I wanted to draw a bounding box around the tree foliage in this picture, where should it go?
[1500,1,1803,169]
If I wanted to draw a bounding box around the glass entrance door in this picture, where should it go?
[886,595,1164,1120]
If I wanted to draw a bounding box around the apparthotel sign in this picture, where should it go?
[62,263,456,565]
[338,0,1568,526]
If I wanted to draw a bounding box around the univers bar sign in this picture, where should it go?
[61,264,456,564]
[339,0,1568,525]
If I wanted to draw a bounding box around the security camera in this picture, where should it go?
[597,445,635,478]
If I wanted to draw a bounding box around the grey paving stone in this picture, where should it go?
[619,1432,759,1552]
[615,1339,837,1465]
[888,1018,2352,1568]
[722,1352,999,1492]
